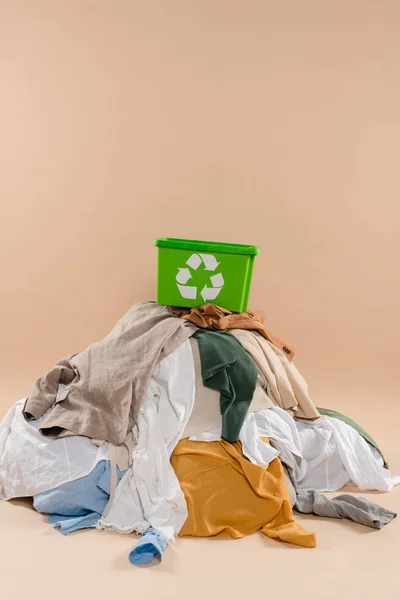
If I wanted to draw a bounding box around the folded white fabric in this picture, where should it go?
[191,407,400,493]
[97,340,195,541]
[0,400,109,500]
[296,417,400,492]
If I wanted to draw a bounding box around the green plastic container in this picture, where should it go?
[154,237,260,312]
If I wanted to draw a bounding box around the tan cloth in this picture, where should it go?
[230,329,320,420]
[92,432,134,470]
[23,302,196,445]
[182,338,273,438]
[171,437,316,548]
[169,304,295,361]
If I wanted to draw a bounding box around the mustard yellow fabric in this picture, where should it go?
[171,437,316,548]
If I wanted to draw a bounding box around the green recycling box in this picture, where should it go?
[154,238,260,312]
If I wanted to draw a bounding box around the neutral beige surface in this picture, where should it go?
[1,2,400,598]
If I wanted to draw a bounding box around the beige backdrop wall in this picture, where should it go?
[1,1,399,422]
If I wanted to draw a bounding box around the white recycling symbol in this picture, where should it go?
[176,253,225,302]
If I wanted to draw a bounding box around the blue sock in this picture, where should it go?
[128,528,168,565]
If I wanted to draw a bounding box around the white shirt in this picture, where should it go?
[190,406,400,493]
[97,340,195,541]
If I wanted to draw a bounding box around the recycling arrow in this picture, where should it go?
[201,285,223,302]
[210,273,224,287]
[176,268,192,284]
[199,253,220,271]
[177,284,197,299]
[186,254,202,270]
[176,252,225,304]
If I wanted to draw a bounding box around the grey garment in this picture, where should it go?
[269,435,304,486]
[270,436,396,529]
[295,491,397,530]
[23,302,196,445]
[182,338,274,438]
[283,467,297,507]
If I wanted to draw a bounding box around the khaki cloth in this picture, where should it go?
[171,437,316,548]
[23,302,196,445]
[169,304,295,361]
[230,330,320,420]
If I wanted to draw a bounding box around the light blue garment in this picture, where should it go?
[128,528,168,565]
[33,460,125,534]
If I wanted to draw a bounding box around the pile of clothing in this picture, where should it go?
[0,302,398,564]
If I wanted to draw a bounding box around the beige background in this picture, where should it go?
[1,0,400,406]
[0,2,400,598]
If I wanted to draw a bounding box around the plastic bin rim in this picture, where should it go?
[154,237,260,256]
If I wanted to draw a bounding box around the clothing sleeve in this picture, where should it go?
[23,357,77,421]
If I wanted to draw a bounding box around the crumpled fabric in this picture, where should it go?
[0,399,109,500]
[182,337,274,439]
[33,460,126,534]
[230,329,320,420]
[295,416,400,492]
[23,302,196,445]
[274,436,397,529]
[191,407,400,493]
[128,528,169,565]
[169,303,295,360]
[97,340,195,542]
[317,407,388,469]
[295,490,397,529]
[193,330,258,443]
[189,411,279,467]
[172,437,316,548]
[1,339,196,548]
